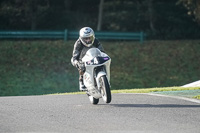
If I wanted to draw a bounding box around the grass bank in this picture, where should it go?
[0,40,200,96]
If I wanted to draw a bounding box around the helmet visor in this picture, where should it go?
[82,36,94,45]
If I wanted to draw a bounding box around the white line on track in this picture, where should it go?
[118,93,200,104]
[147,93,200,104]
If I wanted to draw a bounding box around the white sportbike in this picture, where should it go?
[82,48,111,104]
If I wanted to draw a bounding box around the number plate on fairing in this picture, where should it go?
[86,56,110,65]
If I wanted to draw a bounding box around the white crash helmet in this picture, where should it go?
[79,27,95,47]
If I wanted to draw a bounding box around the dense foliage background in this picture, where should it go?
[0,0,200,39]
[1,0,200,96]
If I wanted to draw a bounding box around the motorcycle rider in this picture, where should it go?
[71,27,105,91]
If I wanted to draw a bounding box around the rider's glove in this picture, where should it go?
[76,61,85,72]
[74,60,79,67]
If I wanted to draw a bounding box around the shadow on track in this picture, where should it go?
[109,104,200,108]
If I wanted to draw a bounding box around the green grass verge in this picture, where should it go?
[193,95,200,100]
[49,87,200,95]
[111,87,200,94]
[49,87,200,100]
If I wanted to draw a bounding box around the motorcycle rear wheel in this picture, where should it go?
[100,75,111,103]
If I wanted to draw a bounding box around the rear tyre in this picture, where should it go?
[100,75,111,103]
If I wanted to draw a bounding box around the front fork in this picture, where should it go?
[96,71,107,89]
[94,66,108,90]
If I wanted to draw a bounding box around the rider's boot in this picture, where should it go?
[79,76,86,91]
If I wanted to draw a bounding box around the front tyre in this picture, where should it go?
[100,75,111,103]
[87,94,99,105]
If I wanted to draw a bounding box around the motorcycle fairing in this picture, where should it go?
[82,48,111,99]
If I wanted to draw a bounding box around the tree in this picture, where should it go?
[0,0,49,30]
[23,0,50,30]
[177,0,200,24]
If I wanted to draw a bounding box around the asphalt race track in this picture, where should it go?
[0,93,200,133]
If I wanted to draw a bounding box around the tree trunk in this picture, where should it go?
[31,15,37,30]
[97,0,104,31]
[148,0,156,34]
[64,0,71,12]
[195,0,200,24]
[30,0,37,30]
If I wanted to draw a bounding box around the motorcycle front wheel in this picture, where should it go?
[87,94,99,105]
[100,75,111,103]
